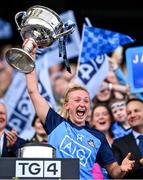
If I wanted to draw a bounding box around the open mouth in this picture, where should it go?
[99,121,106,125]
[76,109,86,117]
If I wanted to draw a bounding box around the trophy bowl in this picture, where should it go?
[5,5,75,73]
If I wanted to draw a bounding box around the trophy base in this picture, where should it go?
[5,48,35,74]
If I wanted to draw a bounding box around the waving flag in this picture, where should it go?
[2,59,57,140]
[80,25,135,63]
[75,23,135,99]
[75,54,109,99]
[1,72,35,140]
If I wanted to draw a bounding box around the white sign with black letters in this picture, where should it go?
[16,160,61,178]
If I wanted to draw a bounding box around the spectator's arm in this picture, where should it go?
[109,57,127,85]
[102,81,130,94]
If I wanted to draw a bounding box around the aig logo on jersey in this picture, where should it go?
[60,135,91,167]
[15,160,61,178]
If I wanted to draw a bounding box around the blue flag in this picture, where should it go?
[80,25,135,63]
[75,54,109,99]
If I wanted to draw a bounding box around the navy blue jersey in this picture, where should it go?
[44,108,116,179]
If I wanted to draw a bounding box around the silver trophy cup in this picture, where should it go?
[5,5,75,73]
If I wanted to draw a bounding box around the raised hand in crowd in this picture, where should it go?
[0,102,26,157]
[101,80,130,95]
[6,128,18,148]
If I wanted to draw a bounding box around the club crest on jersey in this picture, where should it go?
[88,139,95,147]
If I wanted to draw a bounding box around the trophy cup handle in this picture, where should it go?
[15,11,26,31]
[54,20,76,40]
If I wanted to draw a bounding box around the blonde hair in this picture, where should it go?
[59,84,89,119]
